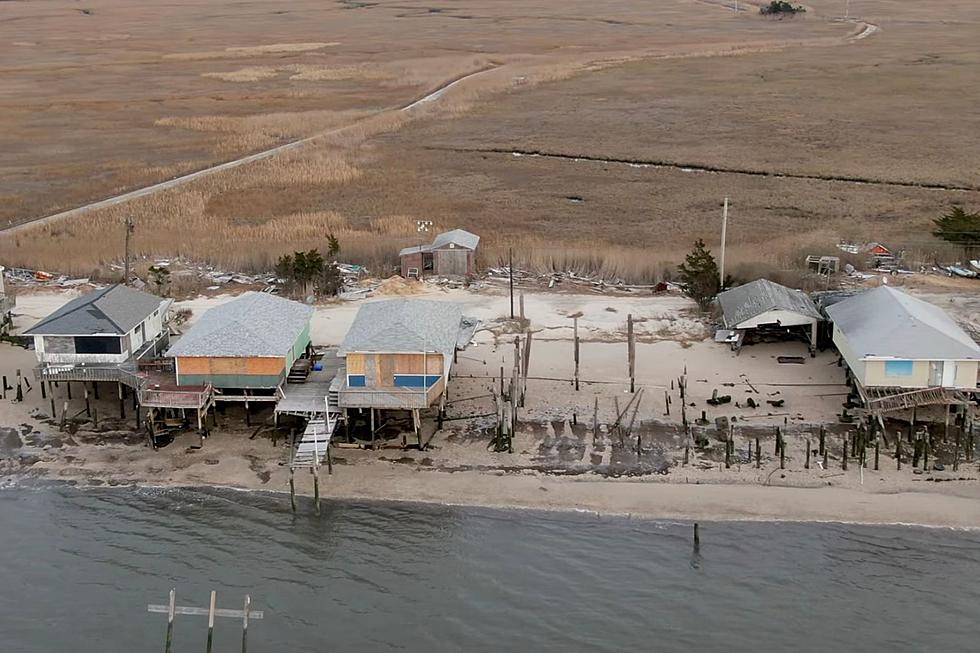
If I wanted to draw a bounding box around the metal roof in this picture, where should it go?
[166,292,313,358]
[24,284,166,336]
[826,286,980,360]
[399,229,479,258]
[716,279,821,328]
[431,229,479,250]
[337,299,464,357]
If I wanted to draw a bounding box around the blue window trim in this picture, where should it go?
[883,360,914,377]
[393,374,440,388]
[347,374,366,387]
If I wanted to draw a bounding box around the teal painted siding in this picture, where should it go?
[179,373,285,389]
[287,323,311,368]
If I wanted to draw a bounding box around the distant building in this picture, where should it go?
[716,279,821,353]
[826,286,980,393]
[25,284,171,383]
[399,228,480,279]
[165,292,313,399]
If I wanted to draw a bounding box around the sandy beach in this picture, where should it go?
[3,282,980,528]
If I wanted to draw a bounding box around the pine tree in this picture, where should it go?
[933,206,980,258]
[677,239,722,311]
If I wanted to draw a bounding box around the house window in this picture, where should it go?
[347,374,366,387]
[393,374,440,388]
[74,336,122,355]
[884,360,914,377]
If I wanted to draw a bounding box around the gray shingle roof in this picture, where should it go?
[717,279,820,327]
[338,299,464,357]
[167,292,313,358]
[826,286,980,360]
[398,244,431,257]
[24,284,166,336]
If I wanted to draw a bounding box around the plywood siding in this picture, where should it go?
[864,359,931,389]
[176,356,285,377]
[955,361,979,389]
[346,352,443,387]
[434,249,469,276]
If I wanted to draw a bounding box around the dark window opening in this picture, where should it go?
[74,336,122,355]
[423,253,434,271]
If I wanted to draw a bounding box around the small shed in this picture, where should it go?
[399,229,480,279]
[166,292,313,393]
[716,279,821,352]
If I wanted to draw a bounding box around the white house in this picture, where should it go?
[825,286,980,391]
[25,284,172,368]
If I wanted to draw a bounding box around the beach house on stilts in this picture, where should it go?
[333,298,475,450]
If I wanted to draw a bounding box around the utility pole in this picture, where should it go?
[123,216,134,286]
[415,219,432,281]
[719,197,729,288]
[509,247,514,319]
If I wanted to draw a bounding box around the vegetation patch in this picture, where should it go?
[759,1,806,16]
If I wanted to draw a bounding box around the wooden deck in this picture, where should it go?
[337,374,444,410]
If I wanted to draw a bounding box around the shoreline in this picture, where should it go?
[9,463,980,530]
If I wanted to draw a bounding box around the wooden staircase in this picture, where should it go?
[866,386,967,413]
[290,391,343,467]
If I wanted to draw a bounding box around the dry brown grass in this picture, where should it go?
[3,0,977,284]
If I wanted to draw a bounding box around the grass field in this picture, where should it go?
[1,0,977,280]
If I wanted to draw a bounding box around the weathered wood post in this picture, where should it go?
[60,401,68,432]
[874,437,880,471]
[896,435,902,470]
[923,434,929,471]
[725,437,731,469]
[573,317,580,392]
[693,522,700,549]
[779,433,785,469]
[93,381,100,400]
[40,379,46,400]
[312,465,321,517]
[92,407,99,429]
[842,431,848,470]
[755,437,761,468]
[289,467,297,513]
[664,390,670,417]
[627,314,636,394]
[774,426,780,455]
[805,439,810,470]
[954,430,961,472]
[206,590,216,653]
[2,375,7,400]
[683,445,689,465]
[241,594,250,653]
[50,397,56,420]
[67,381,72,400]
[165,588,176,653]
[16,370,23,402]
[592,397,599,446]
[84,384,91,417]
[118,383,126,420]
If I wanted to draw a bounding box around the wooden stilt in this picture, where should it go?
[93,381,100,400]
[755,438,761,468]
[118,383,126,419]
[50,397,56,419]
[67,381,72,400]
[805,439,810,470]
[84,384,91,417]
[370,409,377,449]
[289,468,297,513]
[41,380,46,400]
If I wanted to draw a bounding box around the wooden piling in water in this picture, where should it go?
[165,588,176,653]
[312,466,321,517]
[693,523,700,548]
[206,590,216,653]
[242,594,251,653]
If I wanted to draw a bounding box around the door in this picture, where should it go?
[928,361,943,386]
